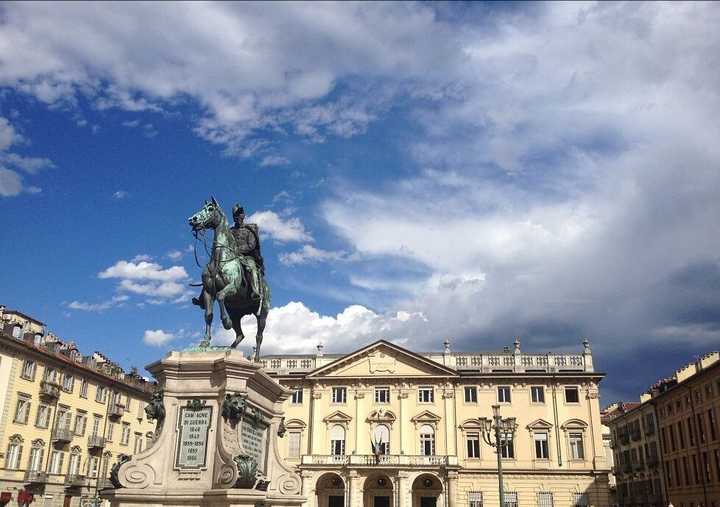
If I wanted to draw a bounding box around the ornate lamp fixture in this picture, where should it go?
[479,404,518,507]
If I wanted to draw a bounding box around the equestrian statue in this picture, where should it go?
[188,197,270,358]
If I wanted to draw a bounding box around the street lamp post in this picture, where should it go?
[480,404,518,507]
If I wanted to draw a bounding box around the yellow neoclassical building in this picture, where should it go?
[263,339,610,507]
[0,306,156,507]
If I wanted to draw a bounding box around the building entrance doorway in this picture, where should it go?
[420,498,437,507]
[411,474,442,507]
[63,495,72,507]
[374,496,390,507]
[316,473,345,507]
[329,495,344,507]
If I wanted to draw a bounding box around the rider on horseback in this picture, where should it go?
[192,203,265,308]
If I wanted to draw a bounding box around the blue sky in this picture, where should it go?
[1,2,720,404]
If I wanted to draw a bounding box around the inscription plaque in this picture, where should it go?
[175,406,212,470]
[239,419,267,472]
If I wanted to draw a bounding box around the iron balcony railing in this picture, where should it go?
[64,474,87,487]
[52,426,73,443]
[40,380,61,399]
[108,403,125,419]
[88,435,106,449]
[24,470,48,483]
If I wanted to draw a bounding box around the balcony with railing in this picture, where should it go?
[24,470,48,483]
[64,474,87,487]
[630,428,642,441]
[301,455,458,467]
[618,431,630,446]
[88,435,106,450]
[109,403,125,419]
[51,426,73,443]
[40,380,61,399]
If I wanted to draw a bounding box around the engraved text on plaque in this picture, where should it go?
[175,406,213,469]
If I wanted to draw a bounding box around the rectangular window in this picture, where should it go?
[537,492,554,507]
[464,386,477,403]
[688,417,696,445]
[13,396,31,424]
[62,373,74,392]
[534,432,549,459]
[91,415,103,437]
[709,408,717,440]
[665,461,673,488]
[683,456,690,486]
[375,387,390,404]
[291,388,303,404]
[286,359,297,369]
[669,424,676,451]
[330,438,345,456]
[468,492,483,507]
[697,413,706,443]
[44,367,57,383]
[572,493,589,507]
[35,404,51,428]
[418,386,434,403]
[96,385,107,403]
[569,432,585,460]
[531,386,545,403]
[21,360,36,380]
[288,432,301,458]
[466,432,480,458]
[107,422,115,442]
[134,433,143,454]
[503,491,518,507]
[500,435,514,459]
[74,412,87,436]
[80,379,88,398]
[677,421,685,449]
[693,454,700,484]
[497,386,511,403]
[88,457,99,478]
[6,442,22,469]
[28,447,44,471]
[565,386,580,403]
[331,387,347,404]
[703,452,711,483]
[121,423,131,445]
[49,450,64,474]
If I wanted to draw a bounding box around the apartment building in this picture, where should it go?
[0,306,156,507]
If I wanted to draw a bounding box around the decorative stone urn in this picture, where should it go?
[102,348,304,507]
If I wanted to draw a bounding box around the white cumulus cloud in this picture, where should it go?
[247,210,312,243]
[143,329,175,346]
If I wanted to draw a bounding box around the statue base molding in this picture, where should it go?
[102,349,304,507]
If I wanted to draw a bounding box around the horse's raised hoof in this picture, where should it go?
[222,316,233,330]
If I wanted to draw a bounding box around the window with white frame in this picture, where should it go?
[291,388,304,404]
[91,415,103,437]
[121,423,131,445]
[464,386,478,403]
[534,432,549,459]
[12,325,22,338]
[35,404,51,428]
[466,432,480,458]
[569,432,585,460]
[80,379,88,398]
[537,491,554,507]
[44,367,58,383]
[28,440,45,471]
[88,456,99,478]
[330,425,345,455]
[565,386,580,403]
[107,422,115,442]
[572,492,588,506]
[68,448,81,475]
[288,432,301,458]
[96,385,107,403]
[503,491,518,507]
[56,407,71,430]
[331,387,347,404]
[373,424,390,455]
[418,386,434,403]
[49,450,64,474]
[62,373,74,392]
[21,360,36,380]
[14,395,31,424]
[500,434,514,459]
[134,433,143,454]
[468,492,483,507]
[375,387,390,404]
[498,386,511,403]
[74,412,87,436]
[419,425,435,456]
[531,386,545,403]
[6,436,23,469]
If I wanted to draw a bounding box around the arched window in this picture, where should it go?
[68,447,82,476]
[419,425,435,456]
[330,425,345,456]
[6,435,23,469]
[373,424,390,455]
[28,439,45,472]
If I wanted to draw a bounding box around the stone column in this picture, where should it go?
[446,471,458,507]
[396,472,409,507]
[348,470,362,507]
[398,387,408,454]
[311,384,322,455]
[301,471,316,507]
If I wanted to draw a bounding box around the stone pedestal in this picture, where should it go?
[102,349,305,507]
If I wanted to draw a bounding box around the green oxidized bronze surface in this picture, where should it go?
[233,454,258,489]
[188,197,270,360]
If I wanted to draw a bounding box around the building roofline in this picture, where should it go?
[2,308,45,326]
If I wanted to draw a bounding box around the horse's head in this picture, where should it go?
[188,196,224,232]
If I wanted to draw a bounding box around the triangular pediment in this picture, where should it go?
[411,410,442,424]
[527,418,553,430]
[323,410,352,424]
[307,340,458,378]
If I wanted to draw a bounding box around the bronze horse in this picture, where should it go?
[188,198,269,358]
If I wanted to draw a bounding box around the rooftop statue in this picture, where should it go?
[188,197,270,358]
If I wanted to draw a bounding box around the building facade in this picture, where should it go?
[0,306,156,507]
[263,339,610,507]
[605,351,720,507]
